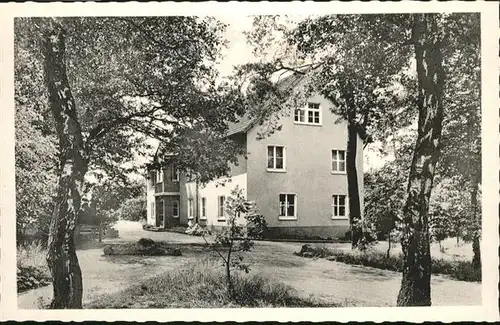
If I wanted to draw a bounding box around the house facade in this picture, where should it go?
[145,92,364,240]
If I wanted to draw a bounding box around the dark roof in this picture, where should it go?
[226,114,257,136]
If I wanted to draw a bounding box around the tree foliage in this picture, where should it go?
[202,186,267,298]
[15,16,247,308]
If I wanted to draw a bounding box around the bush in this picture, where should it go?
[185,223,205,236]
[17,265,51,293]
[103,239,181,256]
[295,245,481,282]
[17,242,51,292]
[86,258,336,308]
[138,237,155,247]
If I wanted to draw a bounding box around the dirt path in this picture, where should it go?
[246,241,480,307]
[18,221,481,308]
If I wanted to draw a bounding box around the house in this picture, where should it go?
[145,77,364,240]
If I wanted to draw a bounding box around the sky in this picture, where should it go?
[216,16,256,77]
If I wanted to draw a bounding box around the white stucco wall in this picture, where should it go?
[146,176,155,226]
[184,173,247,227]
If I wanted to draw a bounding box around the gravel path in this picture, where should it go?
[18,221,481,308]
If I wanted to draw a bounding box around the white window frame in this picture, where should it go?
[294,102,322,126]
[188,198,194,220]
[267,145,286,172]
[332,194,349,220]
[217,195,226,221]
[172,200,179,218]
[278,193,297,220]
[200,197,207,220]
[172,167,180,182]
[156,168,165,183]
[331,149,347,174]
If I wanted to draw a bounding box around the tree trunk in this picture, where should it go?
[387,234,391,259]
[347,123,362,247]
[397,14,445,307]
[195,180,199,224]
[470,176,481,268]
[98,221,103,243]
[42,19,87,309]
[226,239,234,298]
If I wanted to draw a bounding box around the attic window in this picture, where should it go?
[294,102,321,125]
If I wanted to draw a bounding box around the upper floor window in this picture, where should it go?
[217,196,226,221]
[172,167,180,182]
[172,200,179,218]
[332,195,348,219]
[279,194,297,220]
[294,102,321,125]
[332,150,346,173]
[267,145,286,172]
[156,169,164,183]
[200,197,207,220]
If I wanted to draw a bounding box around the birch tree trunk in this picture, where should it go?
[397,14,445,306]
[42,19,87,309]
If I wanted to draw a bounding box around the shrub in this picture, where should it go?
[185,223,205,236]
[295,245,480,282]
[137,237,155,247]
[201,186,267,298]
[17,242,51,292]
[103,239,181,256]
[17,265,51,293]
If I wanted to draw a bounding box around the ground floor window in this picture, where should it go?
[217,196,226,221]
[188,198,194,219]
[332,195,348,219]
[172,200,179,218]
[150,202,155,218]
[156,199,164,227]
[279,194,296,220]
[200,197,207,220]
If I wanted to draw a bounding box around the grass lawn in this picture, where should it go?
[86,257,337,308]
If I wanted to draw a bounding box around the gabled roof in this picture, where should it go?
[226,114,257,137]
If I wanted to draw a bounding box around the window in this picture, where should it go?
[172,200,179,218]
[279,194,296,220]
[172,167,180,182]
[151,202,155,218]
[332,195,348,219]
[294,102,321,125]
[156,199,164,226]
[267,146,285,171]
[294,108,305,122]
[156,169,164,183]
[200,197,207,220]
[188,198,194,219]
[217,196,226,220]
[332,150,346,173]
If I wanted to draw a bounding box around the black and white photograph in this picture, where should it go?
[0,1,498,322]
